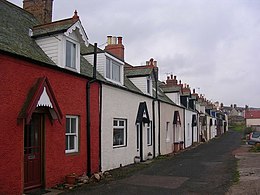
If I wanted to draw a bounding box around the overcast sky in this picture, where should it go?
[11,0,260,108]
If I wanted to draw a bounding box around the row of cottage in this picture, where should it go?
[0,0,228,194]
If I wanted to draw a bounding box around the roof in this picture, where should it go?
[0,0,54,65]
[32,18,77,37]
[0,0,106,82]
[18,76,63,124]
[124,65,154,77]
[245,110,260,119]
[136,102,150,124]
[81,43,104,55]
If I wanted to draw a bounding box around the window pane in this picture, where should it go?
[65,116,79,153]
[119,120,124,126]
[69,136,75,150]
[71,118,76,133]
[106,58,111,78]
[66,135,69,150]
[113,128,124,146]
[113,120,118,126]
[66,41,76,68]
[147,79,150,94]
[66,118,70,133]
[112,62,120,82]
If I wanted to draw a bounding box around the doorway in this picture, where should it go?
[24,113,44,190]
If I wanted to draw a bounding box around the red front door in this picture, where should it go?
[24,113,43,190]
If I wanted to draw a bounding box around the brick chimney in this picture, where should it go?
[23,0,53,24]
[105,36,125,61]
[146,58,157,67]
[165,74,178,86]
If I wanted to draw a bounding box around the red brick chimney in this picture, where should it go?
[23,0,53,24]
[165,74,178,86]
[105,36,125,61]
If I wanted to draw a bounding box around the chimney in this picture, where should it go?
[105,36,125,61]
[165,74,178,86]
[23,0,54,24]
[146,58,157,67]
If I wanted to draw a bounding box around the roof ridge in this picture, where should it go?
[33,17,76,29]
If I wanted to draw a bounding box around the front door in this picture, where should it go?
[24,113,43,190]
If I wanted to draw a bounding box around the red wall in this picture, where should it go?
[0,54,100,194]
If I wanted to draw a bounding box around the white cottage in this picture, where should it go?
[84,37,159,171]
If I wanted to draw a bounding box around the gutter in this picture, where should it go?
[86,43,99,176]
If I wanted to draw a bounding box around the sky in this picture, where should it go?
[10,0,260,108]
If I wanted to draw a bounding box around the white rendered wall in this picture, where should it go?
[185,109,194,148]
[101,85,157,171]
[246,119,260,127]
[159,102,184,155]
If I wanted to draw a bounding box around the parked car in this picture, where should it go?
[248,131,260,145]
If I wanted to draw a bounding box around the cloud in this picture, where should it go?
[9,0,260,107]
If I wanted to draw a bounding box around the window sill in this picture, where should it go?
[65,151,79,156]
[65,66,79,73]
[113,145,127,149]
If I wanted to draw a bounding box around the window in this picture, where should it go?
[66,40,76,69]
[106,58,121,82]
[166,122,170,142]
[113,119,127,147]
[65,115,79,153]
[147,77,151,94]
[147,122,152,146]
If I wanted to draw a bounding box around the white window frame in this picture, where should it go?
[113,118,127,148]
[106,58,122,82]
[147,122,152,146]
[147,76,152,95]
[65,40,76,69]
[65,115,79,153]
[105,54,124,85]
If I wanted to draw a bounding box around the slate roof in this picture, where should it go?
[0,0,106,82]
[32,18,77,38]
[81,43,104,55]
[124,65,154,77]
[0,0,54,65]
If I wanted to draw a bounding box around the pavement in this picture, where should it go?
[226,144,260,195]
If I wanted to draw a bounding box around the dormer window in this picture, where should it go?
[66,40,76,69]
[106,57,123,83]
[147,76,152,95]
[33,15,89,74]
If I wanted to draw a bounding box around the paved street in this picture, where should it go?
[61,130,241,195]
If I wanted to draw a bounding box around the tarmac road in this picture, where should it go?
[61,130,242,195]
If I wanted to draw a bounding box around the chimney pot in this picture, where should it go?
[170,74,173,79]
[107,36,112,45]
[193,89,195,93]
[105,35,125,61]
[174,75,176,80]
[118,37,122,44]
[167,76,170,80]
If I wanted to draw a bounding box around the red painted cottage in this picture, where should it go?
[0,0,101,194]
